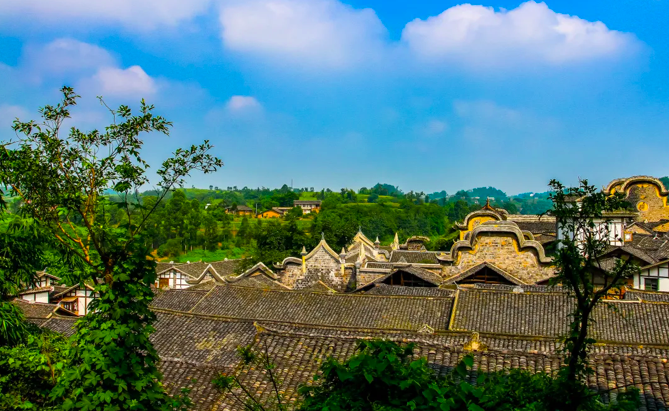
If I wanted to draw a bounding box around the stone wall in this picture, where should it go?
[626,183,669,222]
[279,247,350,292]
[444,233,555,284]
[461,216,497,239]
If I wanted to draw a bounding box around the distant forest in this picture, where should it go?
[114,182,555,265]
[8,179,665,267]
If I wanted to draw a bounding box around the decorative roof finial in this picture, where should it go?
[301,246,307,256]
[321,232,325,241]
[340,247,346,257]
[375,236,380,245]
[358,225,362,233]
[482,198,495,211]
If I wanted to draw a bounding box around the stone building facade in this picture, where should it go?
[276,238,351,292]
[604,176,669,223]
[442,221,555,284]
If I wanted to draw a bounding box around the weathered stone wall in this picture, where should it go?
[279,247,349,292]
[626,183,669,222]
[444,233,554,284]
[280,264,304,289]
[461,216,497,239]
[406,241,427,251]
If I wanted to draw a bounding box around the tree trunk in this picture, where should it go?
[567,305,591,382]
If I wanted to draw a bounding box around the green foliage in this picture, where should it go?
[248,218,307,268]
[0,88,221,410]
[0,328,68,410]
[0,215,49,298]
[298,340,639,411]
[0,301,29,347]
[50,246,176,411]
[311,203,447,251]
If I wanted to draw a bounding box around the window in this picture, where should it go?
[159,278,170,289]
[645,277,659,291]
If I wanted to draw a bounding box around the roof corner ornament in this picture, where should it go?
[321,232,325,241]
[253,321,266,333]
[463,332,488,352]
[301,246,308,256]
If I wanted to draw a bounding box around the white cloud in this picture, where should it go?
[226,95,262,111]
[424,119,448,135]
[401,1,638,67]
[16,39,159,98]
[0,104,28,130]
[0,0,212,30]
[22,39,115,81]
[219,0,387,68]
[88,66,157,97]
[454,100,521,124]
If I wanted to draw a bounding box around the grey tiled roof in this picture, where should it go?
[209,260,242,277]
[174,262,211,278]
[160,360,224,411]
[389,250,441,264]
[451,289,571,337]
[365,284,455,297]
[177,285,454,332]
[152,290,209,312]
[216,328,669,411]
[473,283,569,293]
[451,289,669,346]
[41,317,77,337]
[625,290,669,302]
[513,221,557,235]
[12,299,58,319]
[151,312,257,368]
[364,262,395,269]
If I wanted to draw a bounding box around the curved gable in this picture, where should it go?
[305,239,340,262]
[443,221,554,284]
[606,176,669,222]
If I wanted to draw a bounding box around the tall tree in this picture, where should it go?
[0,87,222,410]
[549,179,638,401]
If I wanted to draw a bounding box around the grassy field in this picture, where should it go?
[155,247,250,263]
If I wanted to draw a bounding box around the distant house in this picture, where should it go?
[19,271,61,304]
[635,260,669,291]
[226,205,255,217]
[294,200,321,214]
[258,207,291,218]
[51,283,99,316]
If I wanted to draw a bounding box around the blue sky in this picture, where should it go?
[0,0,668,195]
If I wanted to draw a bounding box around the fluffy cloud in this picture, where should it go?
[454,100,522,124]
[423,119,448,135]
[0,0,212,30]
[0,104,28,131]
[219,0,387,68]
[89,66,157,97]
[21,39,115,81]
[16,39,158,98]
[401,1,638,66]
[226,95,262,111]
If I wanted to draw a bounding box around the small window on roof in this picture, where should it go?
[645,277,659,292]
